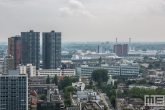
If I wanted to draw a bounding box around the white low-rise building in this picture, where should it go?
[129,84,158,89]
[72,77,85,91]
[18,64,36,77]
[38,68,75,77]
[71,89,101,106]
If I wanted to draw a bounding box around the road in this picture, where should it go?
[100,93,115,110]
[100,93,110,110]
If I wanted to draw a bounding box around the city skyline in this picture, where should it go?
[0,0,165,42]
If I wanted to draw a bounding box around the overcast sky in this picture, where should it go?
[0,0,165,42]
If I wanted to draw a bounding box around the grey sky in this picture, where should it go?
[0,0,165,42]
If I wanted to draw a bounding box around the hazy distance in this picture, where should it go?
[0,0,165,42]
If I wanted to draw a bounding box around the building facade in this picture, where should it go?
[42,30,61,69]
[114,44,128,56]
[2,55,14,74]
[8,36,21,69]
[76,64,139,78]
[0,58,4,74]
[0,74,28,110]
[38,69,75,77]
[18,64,36,77]
[21,30,40,70]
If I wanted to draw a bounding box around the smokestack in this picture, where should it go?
[116,38,117,44]
[129,38,131,51]
[129,38,131,44]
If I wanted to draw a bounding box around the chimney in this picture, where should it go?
[129,38,131,51]
[116,38,117,44]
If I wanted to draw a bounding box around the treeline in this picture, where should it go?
[125,87,165,100]
[58,76,78,107]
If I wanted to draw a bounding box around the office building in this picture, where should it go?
[0,72,28,110]
[8,36,21,69]
[42,30,61,69]
[38,69,75,77]
[2,55,14,74]
[114,44,128,56]
[76,64,139,78]
[21,30,40,70]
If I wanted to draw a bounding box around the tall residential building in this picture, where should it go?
[21,30,40,70]
[98,45,102,53]
[42,30,61,69]
[0,58,4,74]
[8,36,21,69]
[2,55,14,74]
[0,72,28,110]
[114,44,128,56]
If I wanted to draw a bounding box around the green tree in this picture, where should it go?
[85,84,90,89]
[148,81,154,85]
[58,76,72,90]
[143,56,148,60]
[46,75,50,84]
[65,86,77,93]
[64,86,76,107]
[40,94,46,100]
[104,104,108,110]
[123,90,129,95]
[64,99,71,107]
[100,82,108,92]
[64,92,70,99]
[89,80,93,88]
[58,76,79,90]
[110,95,116,108]
[148,64,153,69]
[155,88,165,95]
[52,74,58,85]
[70,77,79,82]
[117,90,122,95]
[92,69,108,86]
[29,106,33,110]
[137,79,147,84]
[126,80,136,85]
[107,89,116,98]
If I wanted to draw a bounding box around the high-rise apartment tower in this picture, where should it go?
[42,30,61,69]
[114,44,128,56]
[21,30,40,70]
[8,36,21,69]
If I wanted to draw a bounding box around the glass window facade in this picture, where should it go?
[0,75,28,110]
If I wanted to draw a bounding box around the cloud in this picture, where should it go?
[59,7,73,16]
[58,0,95,18]
[68,0,84,9]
